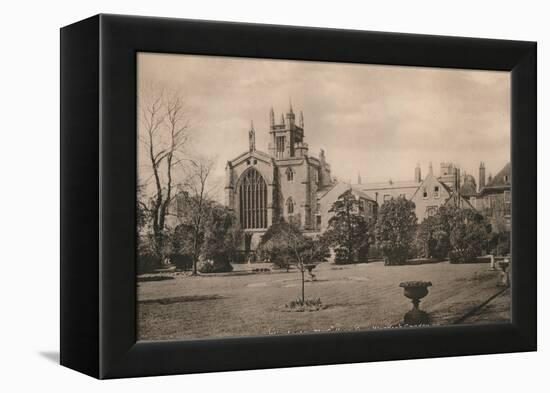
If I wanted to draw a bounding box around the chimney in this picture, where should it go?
[454,167,461,191]
[415,163,421,183]
[479,162,486,191]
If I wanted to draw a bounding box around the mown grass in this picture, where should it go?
[137,261,509,341]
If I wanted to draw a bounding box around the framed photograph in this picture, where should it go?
[60,14,536,379]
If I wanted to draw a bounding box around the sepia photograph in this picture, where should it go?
[136,53,512,341]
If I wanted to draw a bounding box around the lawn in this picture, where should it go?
[137,261,510,341]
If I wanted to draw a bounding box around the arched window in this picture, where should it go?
[286,167,294,182]
[238,168,268,229]
[286,197,295,215]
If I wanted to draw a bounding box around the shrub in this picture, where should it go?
[137,275,174,282]
[392,258,443,266]
[272,257,292,271]
[252,268,271,273]
[334,247,355,264]
[285,297,323,311]
[367,245,384,260]
[197,259,234,274]
[137,253,161,274]
[488,229,510,257]
[169,253,193,271]
[495,240,510,256]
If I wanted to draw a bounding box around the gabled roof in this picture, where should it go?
[317,182,376,202]
[356,180,421,191]
[316,183,338,199]
[438,180,453,195]
[479,162,511,196]
[350,186,376,202]
[444,192,475,210]
[410,173,447,200]
[409,173,473,211]
[228,149,273,166]
[486,162,511,188]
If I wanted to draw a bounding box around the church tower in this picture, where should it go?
[268,102,306,159]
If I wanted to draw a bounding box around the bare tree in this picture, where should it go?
[138,84,191,261]
[182,158,215,275]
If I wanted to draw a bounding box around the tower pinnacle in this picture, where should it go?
[269,107,275,126]
[248,120,255,152]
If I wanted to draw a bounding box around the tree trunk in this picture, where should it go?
[192,231,199,275]
[301,268,305,304]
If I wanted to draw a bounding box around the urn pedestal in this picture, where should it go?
[498,259,510,287]
[399,281,432,325]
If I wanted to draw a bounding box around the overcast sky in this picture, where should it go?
[138,52,510,201]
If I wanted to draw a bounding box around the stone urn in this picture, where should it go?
[399,281,432,325]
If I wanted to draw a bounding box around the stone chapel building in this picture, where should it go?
[225,104,377,253]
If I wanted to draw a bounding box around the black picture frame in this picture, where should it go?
[60,14,536,379]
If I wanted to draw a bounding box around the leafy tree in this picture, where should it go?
[171,223,195,270]
[137,233,162,274]
[202,205,243,267]
[260,221,329,303]
[323,189,371,264]
[487,214,510,256]
[447,207,490,263]
[180,158,215,275]
[415,214,450,259]
[173,200,242,273]
[136,184,150,233]
[375,197,417,265]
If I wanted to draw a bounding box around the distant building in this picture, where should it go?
[353,161,473,221]
[476,162,511,232]
[315,182,377,233]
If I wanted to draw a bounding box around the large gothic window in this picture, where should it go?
[239,168,268,229]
